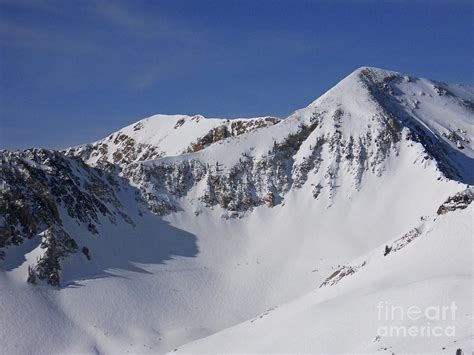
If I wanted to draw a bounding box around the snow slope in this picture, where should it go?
[1,67,473,354]
[176,200,473,353]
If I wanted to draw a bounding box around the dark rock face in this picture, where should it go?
[0,149,135,284]
[437,188,473,215]
[187,117,281,153]
[1,150,63,252]
[263,192,275,207]
[231,117,280,135]
[187,125,231,153]
[65,134,164,172]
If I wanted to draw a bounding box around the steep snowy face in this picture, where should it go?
[65,114,280,171]
[123,67,474,216]
[293,66,474,184]
[357,67,474,180]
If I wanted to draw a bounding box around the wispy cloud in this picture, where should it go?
[130,65,163,90]
[94,1,145,30]
[0,1,207,91]
[0,20,99,56]
[0,0,204,47]
[89,2,210,90]
[1,1,315,92]
[0,0,62,13]
[92,1,206,43]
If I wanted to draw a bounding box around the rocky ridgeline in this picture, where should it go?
[186,116,281,153]
[65,132,165,173]
[66,69,471,219]
[66,116,281,170]
[124,72,409,216]
[0,148,135,285]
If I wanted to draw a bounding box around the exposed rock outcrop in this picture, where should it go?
[437,188,473,215]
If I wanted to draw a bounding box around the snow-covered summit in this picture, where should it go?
[107,67,472,217]
[65,113,281,169]
[67,66,474,181]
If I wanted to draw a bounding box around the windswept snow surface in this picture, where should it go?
[1,67,473,354]
[175,206,473,353]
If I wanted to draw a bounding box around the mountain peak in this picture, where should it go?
[1,67,473,354]
[350,65,398,76]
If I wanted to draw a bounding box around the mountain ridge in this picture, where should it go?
[1,67,473,353]
[2,66,472,279]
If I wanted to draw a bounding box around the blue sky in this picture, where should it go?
[1,0,472,150]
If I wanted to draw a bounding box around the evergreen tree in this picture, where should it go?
[27,265,36,284]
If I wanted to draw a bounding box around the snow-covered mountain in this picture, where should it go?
[1,67,473,354]
[65,114,281,169]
